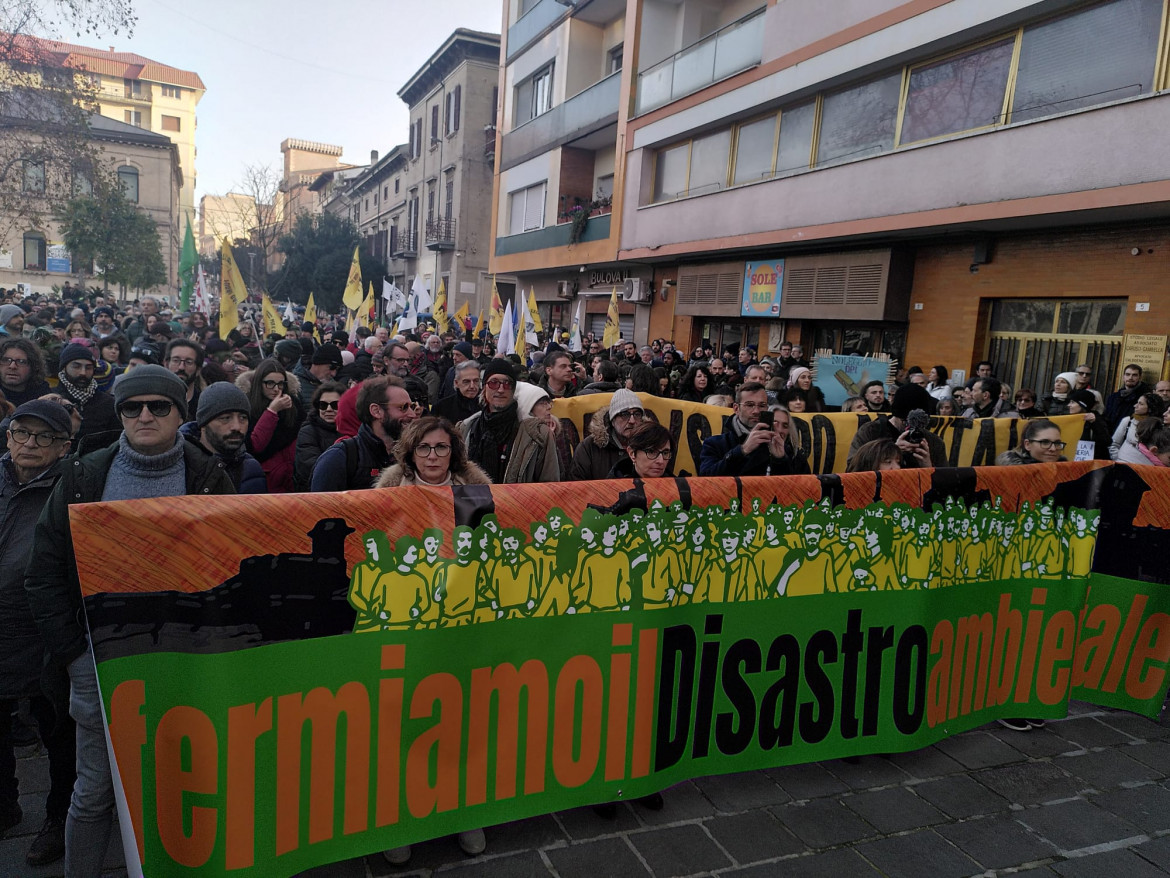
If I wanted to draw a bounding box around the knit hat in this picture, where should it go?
[0,304,23,327]
[274,338,302,361]
[9,399,72,436]
[515,381,551,419]
[483,358,516,383]
[58,342,96,370]
[301,321,315,334]
[1068,389,1097,411]
[608,388,644,420]
[312,343,344,367]
[331,331,349,348]
[891,382,934,419]
[453,341,473,358]
[196,381,250,427]
[93,306,115,319]
[786,366,811,389]
[1054,371,1079,393]
[113,364,189,420]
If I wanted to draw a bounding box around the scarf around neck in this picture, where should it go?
[58,370,98,407]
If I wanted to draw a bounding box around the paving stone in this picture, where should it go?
[1051,847,1170,878]
[630,781,718,827]
[368,833,487,876]
[1051,717,1132,749]
[853,829,981,878]
[1090,783,1170,834]
[1125,740,1170,774]
[935,814,1058,870]
[884,744,964,780]
[627,824,732,876]
[1058,748,1161,790]
[1098,712,1170,741]
[913,774,1010,819]
[545,837,651,878]
[841,786,947,834]
[825,754,910,791]
[1133,835,1170,870]
[554,803,640,842]
[482,814,567,855]
[975,761,1082,805]
[721,848,880,878]
[992,726,1080,758]
[435,850,551,877]
[300,856,369,877]
[770,797,878,849]
[935,731,1026,769]
[692,770,790,812]
[704,811,805,864]
[764,762,848,800]
[1017,799,1144,853]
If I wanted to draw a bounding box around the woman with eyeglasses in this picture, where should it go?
[609,421,674,480]
[1011,389,1041,419]
[375,416,490,488]
[239,358,305,493]
[293,381,346,491]
[995,419,1068,466]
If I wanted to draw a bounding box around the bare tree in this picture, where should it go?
[205,163,282,291]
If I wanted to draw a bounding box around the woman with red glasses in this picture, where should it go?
[293,381,346,491]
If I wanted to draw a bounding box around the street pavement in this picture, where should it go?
[4,701,1170,877]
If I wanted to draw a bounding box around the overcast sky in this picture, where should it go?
[109,0,504,203]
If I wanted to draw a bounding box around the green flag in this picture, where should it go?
[179,214,197,311]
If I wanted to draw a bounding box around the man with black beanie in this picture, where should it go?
[180,382,267,492]
[293,343,343,410]
[55,344,120,450]
[847,382,947,468]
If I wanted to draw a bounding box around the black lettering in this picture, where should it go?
[715,639,761,756]
[969,418,1000,467]
[557,417,580,451]
[840,610,863,739]
[947,418,973,467]
[862,625,895,736]
[691,615,723,759]
[655,624,696,771]
[893,626,927,735]
[810,415,837,474]
[685,412,713,476]
[790,417,813,469]
[799,631,837,744]
[758,634,800,749]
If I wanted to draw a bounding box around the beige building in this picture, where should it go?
[197,192,257,257]
[279,139,354,224]
[3,115,181,298]
[30,37,203,226]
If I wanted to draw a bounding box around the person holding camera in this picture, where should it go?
[699,383,810,476]
[847,383,947,469]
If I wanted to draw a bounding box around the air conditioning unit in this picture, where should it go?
[556,280,575,299]
[623,277,651,303]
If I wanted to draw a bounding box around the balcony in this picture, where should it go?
[500,71,621,171]
[484,124,497,163]
[507,0,574,62]
[636,7,765,115]
[392,231,418,258]
[495,213,610,257]
[425,216,457,250]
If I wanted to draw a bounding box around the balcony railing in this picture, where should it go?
[507,0,573,61]
[391,231,418,258]
[500,71,621,171]
[636,7,765,115]
[495,213,611,257]
[484,124,497,162]
[425,217,456,250]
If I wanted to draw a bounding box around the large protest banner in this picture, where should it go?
[552,393,1087,474]
[71,462,1170,876]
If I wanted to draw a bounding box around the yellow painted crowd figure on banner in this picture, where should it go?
[346,499,1101,632]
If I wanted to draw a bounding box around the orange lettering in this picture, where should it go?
[1126,612,1170,701]
[926,621,952,728]
[1072,603,1121,689]
[1036,610,1076,705]
[552,655,603,788]
[155,706,218,868]
[405,673,463,819]
[225,699,272,869]
[108,680,146,864]
[377,645,405,828]
[632,628,658,778]
[605,625,632,781]
[1104,595,1148,693]
[467,660,549,805]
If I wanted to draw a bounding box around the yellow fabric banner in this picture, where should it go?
[218,238,244,340]
[342,246,364,312]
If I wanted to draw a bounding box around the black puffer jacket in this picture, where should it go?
[294,414,340,491]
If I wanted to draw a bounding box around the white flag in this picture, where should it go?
[398,285,417,331]
[519,288,538,347]
[411,274,433,316]
[382,279,405,311]
[497,301,516,357]
[568,295,585,353]
[283,300,295,324]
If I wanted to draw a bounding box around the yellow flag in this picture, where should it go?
[603,287,621,348]
[342,246,363,311]
[474,309,487,335]
[304,292,317,331]
[262,294,282,338]
[433,278,449,334]
[359,283,376,330]
[218,238,244,340]
[488,279,504,335]
[345,308,356,334]
[527,287,543,333]
[452,300,470,332]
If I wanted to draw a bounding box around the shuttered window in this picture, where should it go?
[675,262,745,316]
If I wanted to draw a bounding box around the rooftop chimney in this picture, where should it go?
[370,150,379,163]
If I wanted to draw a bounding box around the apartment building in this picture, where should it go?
[493,0,1170,392]
[29,38,203,225]
[197,192,258,257]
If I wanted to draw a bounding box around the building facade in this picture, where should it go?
[492,0,1170,391]
[197,192,258,257]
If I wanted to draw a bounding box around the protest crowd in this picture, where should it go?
[2,283,1170,873]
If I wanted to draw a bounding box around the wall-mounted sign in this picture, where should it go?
[46,242,71,274]
[587,269,631,289]
[741,260,783,317]
[1120,333,1167,383]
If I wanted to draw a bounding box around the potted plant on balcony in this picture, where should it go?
[565,193,614,245]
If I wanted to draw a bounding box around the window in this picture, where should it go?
[1011,0,1162,123]
[72,164,93,196]
[653,143,689,202]
[22,160,45,194]
[491,86,499,128]
[383,185,388,199]
[364,198,369,212]
[733,113,779,185]
[515,64,553,125]
[608,44,624,75]
[445,177,454,220]
[520,0,539,15]
[117,166,139,203]
[161,114,181,132]
[427,187,435,224]
[687,130,731,196]
[395,178,400,194]
[596,174,614,200]
[125,79,142,96]
[23,233,45,270]
[508,181,547,235]
[815,72,902,167]
[161,85,182,98]
[431,105,440,144]
[409,119,423,158]
[124,109,143,128]
[775,102,815,176]
[899,38,1015,145]
[445,85,461,135]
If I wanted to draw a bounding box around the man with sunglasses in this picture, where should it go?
[311,375,419,491]
[0,401,75,867]
[25,366,234,876]
[459,359,559,484]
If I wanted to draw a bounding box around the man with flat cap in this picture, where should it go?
[25,365,234,876]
